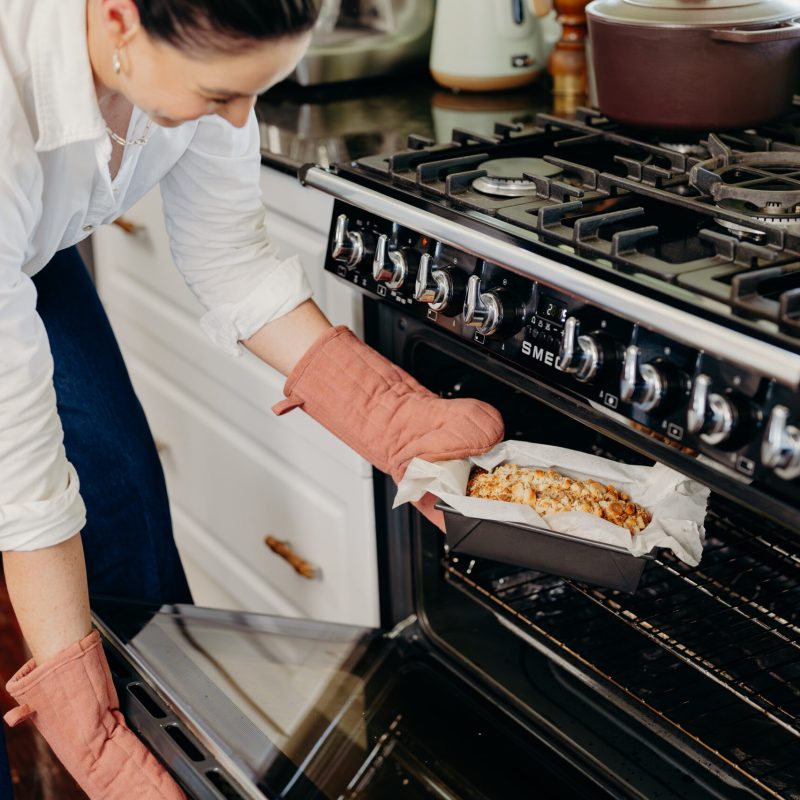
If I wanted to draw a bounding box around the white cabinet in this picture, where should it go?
[92,167,379,627]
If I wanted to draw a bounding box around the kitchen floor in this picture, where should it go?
[0,566,88,800]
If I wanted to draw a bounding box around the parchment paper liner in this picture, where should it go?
[395,440,709,566]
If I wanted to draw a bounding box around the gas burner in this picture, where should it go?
[715,198,800,229]
[472,157,563,197]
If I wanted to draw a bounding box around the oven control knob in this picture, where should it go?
[686,374,738,445]
[331,214,364,270]
[412,255,466,315]
[463,275,523,338]
[620,345,688,413]
[556,317,620,383]
[372,234,411,289]
[762,405,800,480]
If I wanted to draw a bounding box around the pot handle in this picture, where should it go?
[710,19,800,43]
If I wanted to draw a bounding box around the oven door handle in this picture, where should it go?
[302,166,800,390]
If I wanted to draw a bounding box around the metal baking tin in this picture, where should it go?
[436,502,657,593]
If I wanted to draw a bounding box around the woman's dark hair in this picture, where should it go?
[134,0,320,52]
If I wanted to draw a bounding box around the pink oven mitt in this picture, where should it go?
[272,326,505,529]
[4,630,186,800]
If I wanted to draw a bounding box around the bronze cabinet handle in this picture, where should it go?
[264,536,319,580]
[112,217,140,235]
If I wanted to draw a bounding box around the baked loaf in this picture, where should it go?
[466,464,652,534]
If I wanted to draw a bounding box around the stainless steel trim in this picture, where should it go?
[305,168,800,389]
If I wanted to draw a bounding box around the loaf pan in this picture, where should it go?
[436,502,657,593]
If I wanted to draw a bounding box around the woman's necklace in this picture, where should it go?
[105,117,153,147]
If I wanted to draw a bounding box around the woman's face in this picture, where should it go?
[90,0,311,128]
[121,31,311,128]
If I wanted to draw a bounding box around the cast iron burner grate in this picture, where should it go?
[350,104,800,348]
[690,135,800,235]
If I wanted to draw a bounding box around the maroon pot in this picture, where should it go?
[586,0,800,130]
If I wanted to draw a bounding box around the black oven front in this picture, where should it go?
[367,297,800,800]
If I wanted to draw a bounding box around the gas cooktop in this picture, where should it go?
[349,106,800,348]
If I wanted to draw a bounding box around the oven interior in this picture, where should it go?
[369,301,800,800]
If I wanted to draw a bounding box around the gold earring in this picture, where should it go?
[112,48,121,75]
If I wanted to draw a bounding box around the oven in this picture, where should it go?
[371,301,800,800]
[94,109,800,800]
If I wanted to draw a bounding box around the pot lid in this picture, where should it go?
[586,0,799,27]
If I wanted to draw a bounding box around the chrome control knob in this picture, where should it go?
[413,256,465,315]
[331,214,364,269]
[686,374,736,445]
[620,345,688,413]
[463,275,523,337]
[762,405,800,480]
[413,254,443,303]
[556,317,617,383]
[463,275,503,336]
[372,234,408,289]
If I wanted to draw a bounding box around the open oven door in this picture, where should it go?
[92,598,610,800]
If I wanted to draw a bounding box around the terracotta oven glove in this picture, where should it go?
[4,630,186,800]
[272,326,505,529]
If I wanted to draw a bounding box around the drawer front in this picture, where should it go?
[93,188,203,318]
[93,168,358,330]
[126,351,379,626]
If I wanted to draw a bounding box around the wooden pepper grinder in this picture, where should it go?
[530,0,591,114]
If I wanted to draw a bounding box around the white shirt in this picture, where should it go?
[0,0,313,551]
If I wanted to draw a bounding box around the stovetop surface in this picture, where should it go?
[343,105,800,353]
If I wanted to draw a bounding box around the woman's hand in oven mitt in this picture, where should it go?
[272,326,504,529]
[4,630,186,800]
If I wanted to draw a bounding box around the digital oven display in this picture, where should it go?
[538,295,568,325]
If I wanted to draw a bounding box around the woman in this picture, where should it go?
[0,0,504,797]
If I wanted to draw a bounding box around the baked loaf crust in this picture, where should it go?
[466,464,652,534]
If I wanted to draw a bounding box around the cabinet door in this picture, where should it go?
[126,349,379,626]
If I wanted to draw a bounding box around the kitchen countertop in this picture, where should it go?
[256,73,561,176]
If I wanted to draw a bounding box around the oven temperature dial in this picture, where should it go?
[372,234,419,290]
[620,345,688,413]
[556,317,620,383]
[331,214,365,270]
[463,275,523,338]
[413,255,466,315]
[762,405,800,480]
[686,374,757,447]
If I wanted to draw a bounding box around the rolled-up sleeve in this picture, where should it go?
[0,140,87,551]
[160,111,313,357]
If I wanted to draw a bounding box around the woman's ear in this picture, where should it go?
[96,0,141,44]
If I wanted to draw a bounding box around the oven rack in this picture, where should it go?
[445,496,800,799]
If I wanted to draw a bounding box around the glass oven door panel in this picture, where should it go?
[93,599,611,800]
